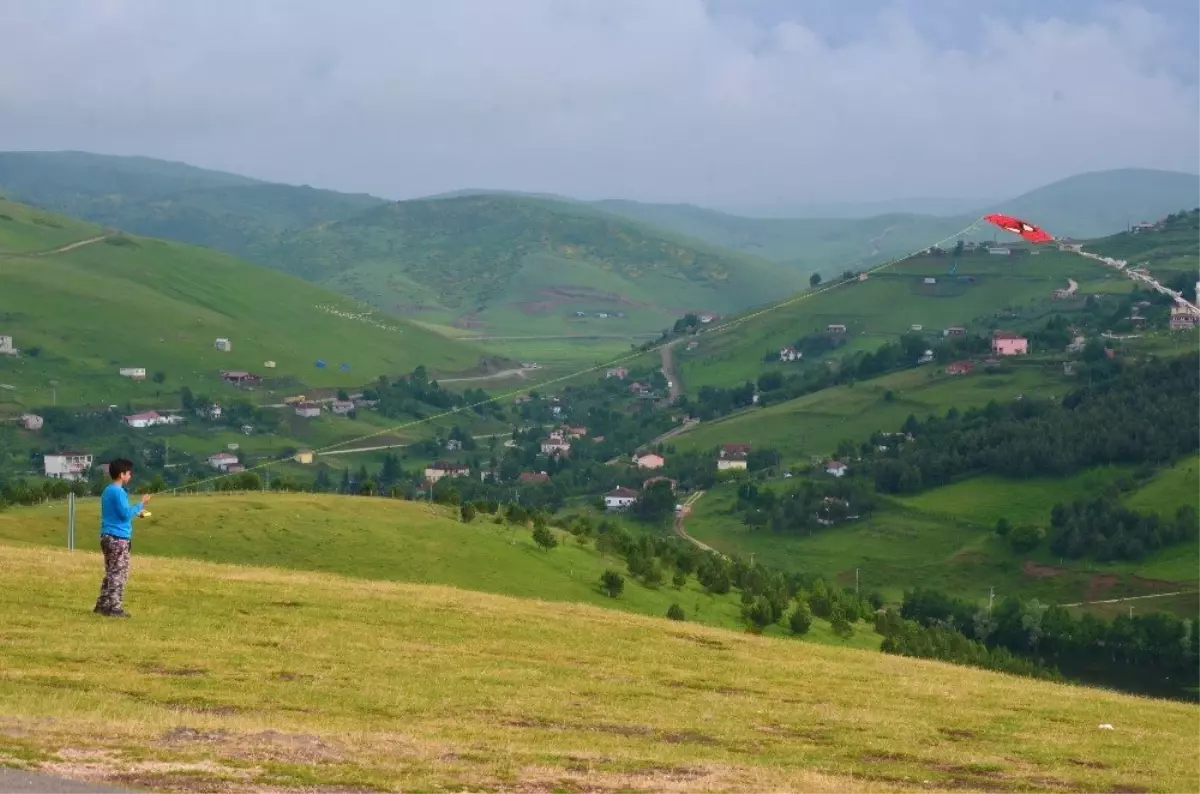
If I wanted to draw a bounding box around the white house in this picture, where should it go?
[541,438,571,457]
[604,487,639,510]
[825,460,847,477]
[44,451,93,481]
[207,452,240,471]
[0,335,17,356]
[21,413,43,431]
[294,402,321,418]
[717,443,751,471]
[424,461,470,483]
[214,337,233,352]
[330,399,355,415]
[779,347,802,362]
[263,360,276,369]
[987,247,1011,256]
[124,410,171,429]
[827,324,847,334]
[118,367,147,380]
[923,277,937,285]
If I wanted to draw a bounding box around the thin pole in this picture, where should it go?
[67,492,75,551]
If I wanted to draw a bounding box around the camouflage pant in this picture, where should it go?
[95,535,131,612]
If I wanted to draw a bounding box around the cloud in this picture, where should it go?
[0,0,1195,208]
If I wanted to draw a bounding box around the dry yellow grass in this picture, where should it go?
[2,543,1196,793]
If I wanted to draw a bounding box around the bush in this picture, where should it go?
[666,603,685,621]
[532,525,558,550]
[788,602,813,635]
[830,604,855,639]
[1009,524,1045,553]
[600,570,625,598]
[460,503,477,523]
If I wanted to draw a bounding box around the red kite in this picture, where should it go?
[984,213,1054,243]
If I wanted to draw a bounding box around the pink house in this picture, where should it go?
[991,331,1028,356]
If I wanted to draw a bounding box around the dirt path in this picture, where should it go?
[660,339,682,400]
[437,367,537,383]
[0,766,131,792]
[673,490,725,557]
[1060,590,1192,608]
[0,234,111,259]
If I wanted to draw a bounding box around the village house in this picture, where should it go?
[513,394,532,404]
[118,367,147,380]
[1169,306,1198,331]
[923,277,937,285]
[519,471,550,485]
[605,367,628,379]
[946,360,974,375]
[827,324,847,334]
[564,425,588,439]
[697,313,718,324]
[124,410,173,429]
[816,496,858,526]
[717,443,750,471]
[206,403,223,420]
[917,349,935,364]
[207,452,240,471]
[293,450,314,465]
[21,413,43,431]
[220,370,260,387]
[628,382,647,395]
[0,335,17,356]
[910,324,923,331]
[444,438,462,452]
[634,452,665,470]
[604,487,639,510]
[330,399,355,415]
[44,451,93,481]
[825,460,847,478]
[264,360,276,369]
[540,437,571,457]
[943,327,966,337]
[991,331,1029,356]
[424,461,470,483]
[214,337,233,352]
[987,247,1011,255]
[294,402,322,418]
[779,347,801,362]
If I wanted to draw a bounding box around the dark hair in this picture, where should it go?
[108,458,134,480]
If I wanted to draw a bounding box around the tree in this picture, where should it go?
[152,371,166,384]
[337,389,350,400]
[667,603,686,621]
[742,595,776,631]
[460,503,477,523]
[810,272,822,288]
[789,602,813,635]
[600,569,625,598]
[532,525,558,551]
[830,604,855,639]
[671,571,688,589]
[1009,524,1045,553]
[995,518,1012,537]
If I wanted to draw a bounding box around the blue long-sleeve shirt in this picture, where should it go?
[100,483,143,540]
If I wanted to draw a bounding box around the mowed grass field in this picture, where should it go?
[4,543,1197,793]
[0,493,872,648]
[675,363,1068,464]
[0,199,482,412]
[677,246,1125,389]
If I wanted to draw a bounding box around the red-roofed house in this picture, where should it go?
[946,361,974,375]
[825,460,847,477]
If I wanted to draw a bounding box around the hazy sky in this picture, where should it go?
[1,0,1197,210]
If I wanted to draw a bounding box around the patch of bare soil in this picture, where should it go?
[1022,560,1068,579]
[1086,574,1120,601]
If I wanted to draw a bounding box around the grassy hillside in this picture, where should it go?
[4,542,1197,792]
[676,243,1123,390]
[0,198,482,411]
[0,151,386,259]
[265,194,806,337]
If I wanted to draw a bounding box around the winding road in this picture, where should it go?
[660,339,683,401]
[0,233,112,260]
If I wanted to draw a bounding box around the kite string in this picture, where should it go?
[169,217,985,494]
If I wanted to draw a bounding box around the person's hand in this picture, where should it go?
[141,494,153,504]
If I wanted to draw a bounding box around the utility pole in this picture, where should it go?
[988,586,995,615]
[855,568,860,595]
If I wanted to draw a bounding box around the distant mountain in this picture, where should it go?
[263,194,807,336]
[0,151,388,258]
[980,168,1200,240]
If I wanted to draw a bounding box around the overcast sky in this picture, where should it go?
[1,0,1196,211]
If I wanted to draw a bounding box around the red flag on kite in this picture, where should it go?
[983,213,1054,243]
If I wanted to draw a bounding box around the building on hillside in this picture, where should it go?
[910,324,923,331]
[1169,306,1199,331]
[779,347,801,362]
[44,451,93,481]
[946,360,974,375]
[923,277,937,285]
[21,413,43,431]
[634,452,665,470]
[991,331,1029,356]
[225,463,246,474]
[827,324,847,334]
[519,471,550,485]
[220,370,260,387]
[124,410,171,429]
[207,452,240,471]
[917,350,935,364]
[604,487,639,510]
[825,460,847,478]
[717,443,751,471]
[0,335,17,356]
[293,449,314,465]
[697,313,718,324]
[424,461,470,483]
[118,367,146,380]
[214,337,233,352]
[565,425,588,439]
[605,367,628,379]
[294,402,321,418]
[987,247,1011,255]
[541,438,571,457]
[628,382,647,395]
[330,399,355,415]
[943,327,966,337]
[444,438,462,451]
[263,360,276,369]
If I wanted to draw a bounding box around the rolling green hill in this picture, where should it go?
[5,539,1195,792]
[264,194,807,337]
[0,150,387,260]
[0,198,483,411]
